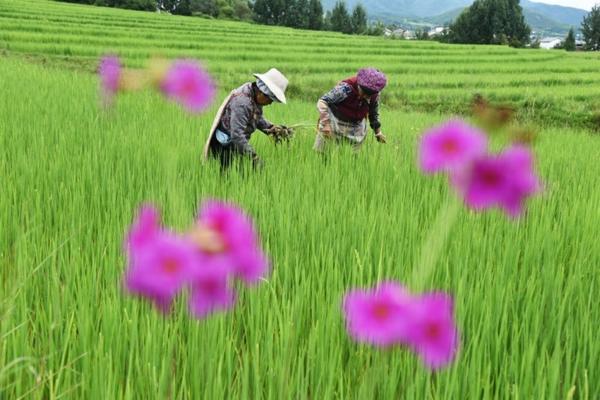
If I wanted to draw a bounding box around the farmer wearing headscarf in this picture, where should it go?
[203,68,289,168]
[314,68,387,151]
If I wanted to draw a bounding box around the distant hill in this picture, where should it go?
[424,8,464,26]
[522,8,572,34]
[321,0,587,34]
[321,0,471,18]
[521,0,587,26]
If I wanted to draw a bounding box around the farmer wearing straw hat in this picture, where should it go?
[314,68,387,151]
[203,68,289,169]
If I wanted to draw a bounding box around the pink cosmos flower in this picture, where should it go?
[499,146,543,216]
[406,292,460,370]
[98,55,121,106]
[189,258,236,319]
[451,145,541,217]
[124,206,198,312]
[125,204,160,252]
[125,234,198,312]
[419,120,488,174]
[122,200,269,319]
[342,282,414,346]
[190,200,270,285]
[160,60,216,113]
[343,282,461,370]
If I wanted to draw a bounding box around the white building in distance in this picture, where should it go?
[539,37,562,49]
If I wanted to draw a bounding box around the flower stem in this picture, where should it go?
[411,195,461,291]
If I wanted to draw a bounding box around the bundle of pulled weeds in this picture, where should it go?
[267,125,295,144]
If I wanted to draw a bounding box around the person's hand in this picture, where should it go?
[268,124,284,133]
[375,131,387,143]
[321,122,333,138]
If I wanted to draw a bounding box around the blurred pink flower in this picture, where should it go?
[189,259,236,318]
[342,282,413,346]
[160,60,216,113]
[343,282,461,370]
[499,146,543,216]
[125,204,160,252]
[452,145,541,217]
[191,200,270,285]
[124,206,197,312]
[99,55,121,106]
[122,200,269,318]
[406,292,460,370]
[125,234,198,313]
[419,120,488,174]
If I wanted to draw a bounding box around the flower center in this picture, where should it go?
[162,258,180,274]
[372,302,390,321]
[181,79,197,97]
[188,223,227,254]
[425,322,441,340]
[481,169,501,186]
[441,139,458,154]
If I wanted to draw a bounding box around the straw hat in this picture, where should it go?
[253,68,288,104]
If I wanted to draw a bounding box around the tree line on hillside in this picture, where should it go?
[443,0,530,47]
[551,6,600,52]
[444,0,600,51]
[581,5,600,51]
[56,0,383,35]
[253,0,379,34]
[58,0,254,19]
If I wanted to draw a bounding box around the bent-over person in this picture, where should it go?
[203,68,289,169]
[314,68,387,152]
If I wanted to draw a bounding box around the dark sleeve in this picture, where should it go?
[257,112,274,134]
[321,82,352,105]
[228,97,256,156]
[368,94,381,131]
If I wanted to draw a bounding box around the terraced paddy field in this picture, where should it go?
[3,0,600,128]
[1,0,599,398]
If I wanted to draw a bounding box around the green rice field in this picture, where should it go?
[1,0,599,398]
[4,0,600,128]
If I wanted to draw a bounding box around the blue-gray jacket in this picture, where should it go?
[218,82,273,156]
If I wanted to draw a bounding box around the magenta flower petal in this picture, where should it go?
[234,247,270,285]
[160,59,216,113]
[99,55,121,106]
[500,146,543,217]
[125,204,161,253]
[406,293,460,370]
[451,145,541,218]
[453,156,510,208]
[419,120,488,174]
[124,234,198,313]
[343,282,414,346]
[197,200,270,285]
[188,259,236,319]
